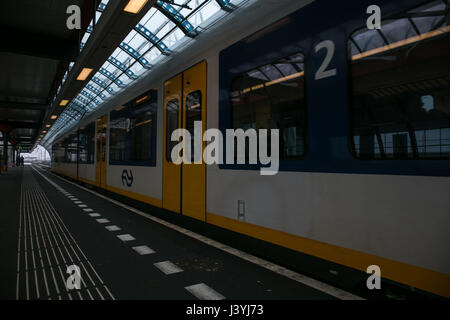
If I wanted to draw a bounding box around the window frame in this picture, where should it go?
[346,1,450,161]
[220,50,309,171]
[63,133,78,164]
[165,98,180,163]
[108,90,158,166]
[78,123,95,164]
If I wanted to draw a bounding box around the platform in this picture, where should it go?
[0,165,362,300]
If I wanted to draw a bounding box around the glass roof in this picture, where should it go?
[349,0,449,59]
[42,0,248,148]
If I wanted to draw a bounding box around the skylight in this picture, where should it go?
[42,0,248,148]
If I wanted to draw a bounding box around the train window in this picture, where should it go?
[52,142,65,163]
[348,0,450,159]
[64,134,78,163]
[229,52,307,160]
[96,130,102,162]
[166,99,179,162]
[109,90,157,165]
[78,123,95,164]
[185,91,202,162]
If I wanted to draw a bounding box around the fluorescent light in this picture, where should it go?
[123,0,149,14]
[77,68,93,81]
[352,25,450,61]
[51,115,57,120]
[59,99,69,106]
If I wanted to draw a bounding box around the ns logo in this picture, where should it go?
[121,169,134,187]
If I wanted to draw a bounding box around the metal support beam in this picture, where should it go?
[2,131,8,170]
[154,1,198,37]
[0,121,39,129]
[0,26,79,61]
[0,101,48,110]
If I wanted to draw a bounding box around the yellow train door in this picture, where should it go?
[95,115,108,188]
[163,61,206,221]
[163,74,182,213]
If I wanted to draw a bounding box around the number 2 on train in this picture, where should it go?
[314,40,337,80]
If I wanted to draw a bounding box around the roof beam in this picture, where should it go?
[154,1,198,37]
[215,0,236,12]
[0,26,79,61]
[0,121,39,129]
[0,101,48,110]
[135,24,171,55]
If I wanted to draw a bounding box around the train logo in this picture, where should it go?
[121,169,134,187]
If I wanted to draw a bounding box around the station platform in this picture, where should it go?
[0,165,362,300]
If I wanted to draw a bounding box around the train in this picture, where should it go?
[49,0,450,299]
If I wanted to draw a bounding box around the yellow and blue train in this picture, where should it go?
[50,0,450,299]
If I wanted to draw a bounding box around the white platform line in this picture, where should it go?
[154,261,182,274]
[185,283,225,300]
[132,245,155,255]
[96,219,110,224]
[117,234,135,242]
[42,166,363,300]
[31,167,116,300]
[89,213,101,217]
[105,225,121,231]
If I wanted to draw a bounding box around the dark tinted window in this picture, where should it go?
[348,0,450,159]
[64,133,78,163]
[185,91,202,162]
[166,99,179,162]
[52,142,65,163]
[229,52,307,160]
[109,90,157,164]
[78,123,95,164]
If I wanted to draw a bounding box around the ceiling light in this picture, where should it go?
[59,99,69,106]
[45,124,51,128]
[51,115,57,120]
[123,0,149,14]
[42,130,47,134]
[77,68,93,81]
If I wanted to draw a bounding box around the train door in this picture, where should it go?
[163,61,206,221]
[95,115,108,188]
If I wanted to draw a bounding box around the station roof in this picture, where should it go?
[0,0,97,152]
[37,0,245,150]
[350,0,449,59]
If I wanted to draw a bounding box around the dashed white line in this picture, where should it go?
[78,204,87,208]
[132,245,155,255]
[185,283,225,300]
[43,166,363,300]
[83,208,94,212]
[105,225,121,231]
[154,261,182,274]
[96,219,110,224]
[89,213,101,217]
[117,234,135,242]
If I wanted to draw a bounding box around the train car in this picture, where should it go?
[51,0,450,299]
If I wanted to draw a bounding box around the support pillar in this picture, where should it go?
[3,131,8,171]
